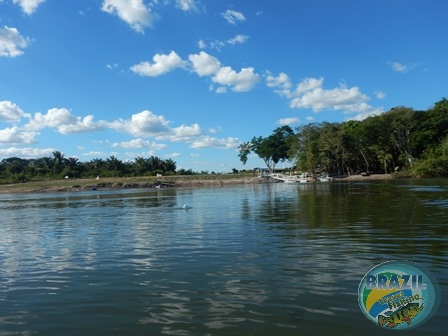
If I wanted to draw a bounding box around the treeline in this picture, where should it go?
[239,98,448,177]
[0,152,180,183]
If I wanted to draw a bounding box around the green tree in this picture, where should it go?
[381,107,415,169]
[51,151,65,176]
[106,155,124,176]
[238,126,294,172]
[290,124,320,173]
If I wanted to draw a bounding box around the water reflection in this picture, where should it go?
[0,182,447,335]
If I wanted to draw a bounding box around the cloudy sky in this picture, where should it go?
[1,0,447,172]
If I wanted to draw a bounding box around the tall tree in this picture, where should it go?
[238,126,294,172]
[381,107,415,169]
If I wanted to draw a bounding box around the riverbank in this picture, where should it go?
[0,173,396,194]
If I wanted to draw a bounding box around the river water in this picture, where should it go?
[0,179,447,335]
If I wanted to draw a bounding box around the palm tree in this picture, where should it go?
[106,155,124,176]
[134,156,148,175]
[65,157,81,177]
[51,151,65,176]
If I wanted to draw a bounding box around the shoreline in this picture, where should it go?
[0,174,396,195]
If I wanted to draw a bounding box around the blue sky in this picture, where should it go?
[1,0,447,172]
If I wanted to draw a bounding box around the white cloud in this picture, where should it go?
[169,123,202,142]
[109,110,171,136]
[227,34,249,45]
[0,127,38,144]
[0,26,31,57]
[222,9,246,25]
[0,147,54,158]
[109,110,202,141]
[0,100,30,122]
[277,117,299,126]
[189,51,221,76]
[388,61,417,74]
[131,51,187,76]
[306,116,314,121]
[265,72,292,90]
[208,126,221,134]
[175,0,200,12]
[25,108,106,134]
[189,52,260,92]
[212,66,260,92]
[278,77,385,120]
[82,151,106,157]
[197,35,247,51]
[101,0,154,33]
[190,136,240,149]
[111,138,167,150]
[166,152,181,158]
[215,87,227,94]
[294,77,324,95]
[389,61,407,73]
[375,91,386,99]
[290,77,365,112]
[13,0,46,15]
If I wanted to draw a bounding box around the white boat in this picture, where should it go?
[317,174,333,182]
[268,172,313,183]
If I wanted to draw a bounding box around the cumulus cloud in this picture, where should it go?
[294,77,324,95]
[13,0,46,15]
[277,117,299,126]
[190,136,240,149]
[131,51,187,76]
[222,9,246,25]
[0,100,30,122]
[25,108,106,134]
[111,138,167,150]
[175,0,200,12]
[101,0,155,33]
[265,72,292,90]
[109,110,202,141]
[0,127,38,145]
[212,66,260,92]
[169,124,202,142]
[290,79,366,112]
[227,34,249,45]
[188,51,260,92]
[0,147,54,158]
[109,110,170,136]
[189,51,221,76]
[265,76,384,120]
[0,26,31,57]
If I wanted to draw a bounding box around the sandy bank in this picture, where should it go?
[0,174,395,194]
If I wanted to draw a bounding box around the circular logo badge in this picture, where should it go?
[358,260,440,330]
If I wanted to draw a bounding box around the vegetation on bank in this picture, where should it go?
[0,149,255,186]
[239,98,448,177]
[2,98,448,185]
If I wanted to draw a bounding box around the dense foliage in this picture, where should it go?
[239,98,448,177]
[0,152,178,183]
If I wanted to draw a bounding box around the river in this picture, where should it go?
[0,179,447,335]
